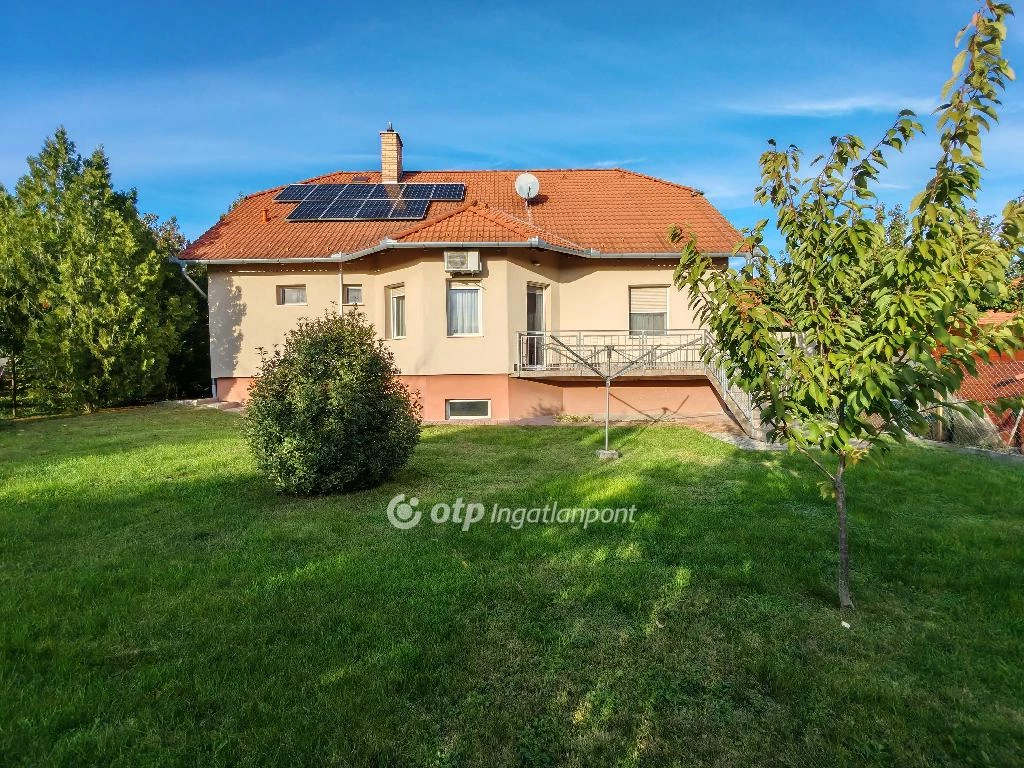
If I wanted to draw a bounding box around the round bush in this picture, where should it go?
[243,311,421,494]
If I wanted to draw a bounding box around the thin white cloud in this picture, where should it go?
[729,94,936,117]
[588,157,648,169]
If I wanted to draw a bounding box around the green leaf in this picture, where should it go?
[951,49,969,78]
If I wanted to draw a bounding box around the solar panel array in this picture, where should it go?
[275,183,465,221]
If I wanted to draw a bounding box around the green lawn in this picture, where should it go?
[1,406,1022,767]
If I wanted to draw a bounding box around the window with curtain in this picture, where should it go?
[447,282,481,336]
[343,284,363,305]
[387,285,406,339]
[629,286,668,335]
[277,285,307,305]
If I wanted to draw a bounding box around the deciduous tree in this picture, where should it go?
[674,3,1024,610]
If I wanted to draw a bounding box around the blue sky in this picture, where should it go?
[1,0,1022,255]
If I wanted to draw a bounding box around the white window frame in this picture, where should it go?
[628,285,669,335]
[447,281,483,337]
[343,284,363,306]
[445,399,491,420]
[277,284,307,306]
[387,284,406,340]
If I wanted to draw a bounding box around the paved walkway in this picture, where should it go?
[164,398,244,414]
[706,432,785,451]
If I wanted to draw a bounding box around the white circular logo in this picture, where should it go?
[386,494,421,529]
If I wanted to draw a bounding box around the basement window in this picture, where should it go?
[446,399,491,419]
[277,285,307,306]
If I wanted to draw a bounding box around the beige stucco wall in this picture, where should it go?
[207,248,706,379]
[207,264,342,379]
[339,249,513,376]
[559,259,699,331]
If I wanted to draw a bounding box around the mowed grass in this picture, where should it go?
[1,406,1022,767]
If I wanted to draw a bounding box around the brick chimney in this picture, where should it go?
[380,122,403,184]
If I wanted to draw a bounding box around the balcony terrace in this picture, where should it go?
[514,330,759,437]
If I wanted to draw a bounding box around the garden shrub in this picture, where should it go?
[244,311,421,494]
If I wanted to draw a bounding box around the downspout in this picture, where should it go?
[173,257,213,397]
[339,259,345,314]
[176,259,208,301]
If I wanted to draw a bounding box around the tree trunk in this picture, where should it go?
[835,453,854,611]
[10,356,16,419]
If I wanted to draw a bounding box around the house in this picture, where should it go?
[178,126,753,429]
[958,308,1024,449]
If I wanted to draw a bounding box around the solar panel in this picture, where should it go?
[274,184,314,202]
[400,184,435,199]
[353,184,384,199]
[389,198,430,219]
[278,181,466,221]
[287,200,334,221]
[305,184,345,202]
[355,199,394,219]
[336,184,373,200]
[431,183,465,201]
[321,199,367,220]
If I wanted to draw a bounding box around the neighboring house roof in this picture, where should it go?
[179,169,744,262]
[980,311,1021,325]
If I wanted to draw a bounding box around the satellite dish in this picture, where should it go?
[515,173,540,201]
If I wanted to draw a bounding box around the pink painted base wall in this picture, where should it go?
[398,375,727,423]
[218,374,728,424]
[215,377,255,403]
[559,380,725,421]
[399,374,514,421]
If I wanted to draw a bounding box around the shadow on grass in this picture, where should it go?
[2,416,1023,766]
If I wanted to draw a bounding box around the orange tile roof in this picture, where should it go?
[391,203,585,250]
[980,310,1021,325]
[179,169,744,261]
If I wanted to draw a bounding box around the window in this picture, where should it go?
[277,285,307,305]
[628,286,668,335]
[446,399,491,419]
[387,285,406,339]
[343,284,363,305]
[447,281,481,336]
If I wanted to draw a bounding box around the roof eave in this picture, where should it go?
[180,256,345,265]
[181,241,742,265]
[337,238,594,262]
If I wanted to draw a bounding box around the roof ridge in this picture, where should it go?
[226,171,350,204]
[389,202,478,240]
[396,168,649,174]
[470,204,537,239]
[389,202,585,249]
[242,167,659,201]
[470,205,587,249]
[613,167,700,195]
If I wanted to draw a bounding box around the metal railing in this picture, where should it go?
[515,329,757,428]
[517,330,706,377]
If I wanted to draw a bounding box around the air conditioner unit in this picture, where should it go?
[444,250,481,273]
